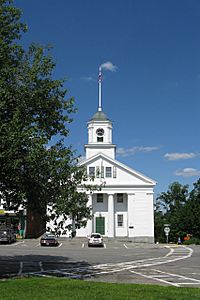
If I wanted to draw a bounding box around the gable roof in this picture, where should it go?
[79,152,156,186]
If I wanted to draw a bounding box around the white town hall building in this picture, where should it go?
[75,67,156,243]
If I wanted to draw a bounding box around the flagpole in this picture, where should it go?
[98,67,102,111]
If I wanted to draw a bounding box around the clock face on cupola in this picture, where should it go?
[96,128,104,136]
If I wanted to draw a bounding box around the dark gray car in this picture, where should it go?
[0,227,16,244]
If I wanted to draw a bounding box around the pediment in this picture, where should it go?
[79,153,156,186]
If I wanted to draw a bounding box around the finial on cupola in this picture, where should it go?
[98,66,102,112]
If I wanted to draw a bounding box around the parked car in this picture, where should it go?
[40,233,59,247]
[88,233,104,247]
[0,227,16,244]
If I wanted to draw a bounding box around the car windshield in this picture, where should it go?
[46,236,56,240]
[43,234,55,238]
[91,234,101,238]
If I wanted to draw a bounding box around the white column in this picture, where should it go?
[127,193,135,237]
[87,194,93,236]
[108,193,114,237]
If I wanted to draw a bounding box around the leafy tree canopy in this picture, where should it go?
[155,179,200,243]
[0,0,96,235]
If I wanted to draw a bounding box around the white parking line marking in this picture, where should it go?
[178,282,200,285]
[16,241,25,245]
[152,269,200,285]
[130,268,200,287]
[91,246,194,275]
[8,244,196,287]
[130,269,180,287]
[6,241,25,247]
[35,243,40,247]
[123,243,128,249]
[164,247,174,257]
[58,243,62,248]
[18,261,23,275]
[39,261,44,272]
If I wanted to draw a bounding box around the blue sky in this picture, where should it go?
[14,0,200,196]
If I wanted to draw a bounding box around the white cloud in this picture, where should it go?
[100,61,117,72]
[81,76,95,82]
[164,152,199,161]
[174,168,200,177]
[116,146,160,157]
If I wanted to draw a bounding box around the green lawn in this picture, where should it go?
[0,277,200,300]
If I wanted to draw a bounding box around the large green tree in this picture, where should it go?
[0,0,95,235]
[184,178,200,239]
[154,209,165,243]
[155,182,189,242]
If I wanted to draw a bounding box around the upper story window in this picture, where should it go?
[100,166,104,178]
[117,193,123,203]
[88,166,105,178]
[96,166,100,178]
[89,167,95,177]
[97,193,104,203]
[105,167,112,178]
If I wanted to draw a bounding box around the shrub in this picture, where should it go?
[183,238,200,245]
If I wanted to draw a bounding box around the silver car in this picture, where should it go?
[88,233,104,247]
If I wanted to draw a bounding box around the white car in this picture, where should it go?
[88,233,104,247]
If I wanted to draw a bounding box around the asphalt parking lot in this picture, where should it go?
[0,238,200,287]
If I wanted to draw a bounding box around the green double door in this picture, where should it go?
[95,217,105,235]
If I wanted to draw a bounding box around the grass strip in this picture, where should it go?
[0,277,200,300]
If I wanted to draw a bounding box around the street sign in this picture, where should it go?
[164,225,170,243]
[164,227,170,235]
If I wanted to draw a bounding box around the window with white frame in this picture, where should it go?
[113,166,117,178]
[101,166,104,178]
[106,167,112,178]
[96,166,100,178]
[117,193,123,203]
[97,193,103,203]
[89,167,95,177]
[117,214,123,227]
